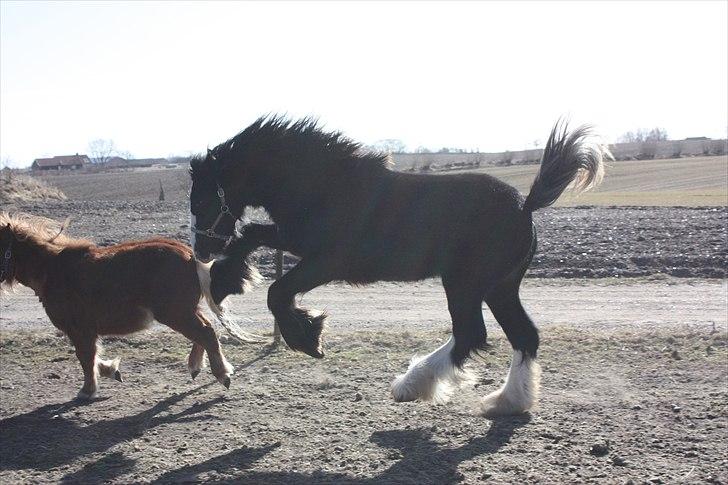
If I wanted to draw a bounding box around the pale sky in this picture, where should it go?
[1,1,726,168]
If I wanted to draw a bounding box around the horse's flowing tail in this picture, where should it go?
[523,121,612,213]
[195,259,266,344]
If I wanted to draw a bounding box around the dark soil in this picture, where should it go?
[8,201,726,279]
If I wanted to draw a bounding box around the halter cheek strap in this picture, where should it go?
[191,184,237,247]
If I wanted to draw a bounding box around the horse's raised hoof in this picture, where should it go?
[223,377,231,389]
[280,309,326,359]
[114,370,123,382]
[191,369,200,380]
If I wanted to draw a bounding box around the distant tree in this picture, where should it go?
[88,139,117,164]
[437,147,466,154]
[646,127,668,141]
[618,127,668,143]
[116,150,134,161]
[414,146,431,154]
[671,141,684,158]
[372,139,407,154]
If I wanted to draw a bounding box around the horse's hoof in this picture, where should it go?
[191,370,200,380]
[76,389,97,401]
[114,370,123,383]
[223,377,231,389]
[308,347,325,359]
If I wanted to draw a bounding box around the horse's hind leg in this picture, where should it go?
[391,278,483,403]
[158,310,233,388]
[482,281,541,417]
[188,343,206,380]
[97,355,122,382]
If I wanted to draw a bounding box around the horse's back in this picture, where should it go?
[336,170,534,283]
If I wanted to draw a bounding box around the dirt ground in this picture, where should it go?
[1,278,726,484]
[0,199,726,483]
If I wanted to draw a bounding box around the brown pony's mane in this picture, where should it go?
[0,212,91,255]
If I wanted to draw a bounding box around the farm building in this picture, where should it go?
[31,154,90,171]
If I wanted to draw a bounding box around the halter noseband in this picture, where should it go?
[191,184,236,247]
[0,240,12,283]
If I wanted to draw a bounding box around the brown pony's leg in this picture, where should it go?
[68,331,99,399]
[158,310,233,388]
[97,356,122,382]
[188,343,206,380]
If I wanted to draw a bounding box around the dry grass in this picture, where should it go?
[468,155,728,206]
[0,171,67,204]
[26,155,728,206]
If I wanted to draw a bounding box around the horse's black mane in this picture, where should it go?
[192,115,391,176]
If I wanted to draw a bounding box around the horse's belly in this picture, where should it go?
[96,306,155,335]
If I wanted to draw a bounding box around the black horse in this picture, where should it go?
[189,116,609,416]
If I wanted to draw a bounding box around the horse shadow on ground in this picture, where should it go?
[0,343,277,478]
[0,382,221,478]
[150,415,531,485]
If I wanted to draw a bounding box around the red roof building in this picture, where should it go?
[32,154,90,171]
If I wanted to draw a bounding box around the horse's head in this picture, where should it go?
[189,150,249,262]
[0,212,73,288]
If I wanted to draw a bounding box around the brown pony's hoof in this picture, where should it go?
[114,370,123,383]
[191,370,200,380]
[223,377,231,389]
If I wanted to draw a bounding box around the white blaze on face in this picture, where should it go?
[190,213,197,252]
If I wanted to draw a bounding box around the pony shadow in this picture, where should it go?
[0,382,221,474]
[149,415,531,485]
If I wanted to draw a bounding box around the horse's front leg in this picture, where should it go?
[267,258,334,358]
[68,330,100,399]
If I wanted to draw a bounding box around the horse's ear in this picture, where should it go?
[207,148,216,161]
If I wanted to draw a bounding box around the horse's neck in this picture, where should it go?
[14,239,54,294]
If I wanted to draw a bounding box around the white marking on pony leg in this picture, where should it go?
[188,344,206,379]
[391,337,474,404]
[481,350,542,417]
[212,352,234,389]
[96,356,121,379]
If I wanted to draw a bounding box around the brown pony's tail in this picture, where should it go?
[196,259,267,344]
[523,121,611,213]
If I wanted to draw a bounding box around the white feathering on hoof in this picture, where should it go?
[391,336,475,404]
[196,259,267,344]
[480,350,542,417]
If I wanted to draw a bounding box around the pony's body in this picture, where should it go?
[0,214,249,399]
[190,117,609,416]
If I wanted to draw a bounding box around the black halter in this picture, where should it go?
[191,184,237,247]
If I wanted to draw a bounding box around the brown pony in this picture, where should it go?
[0,212,260,399]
